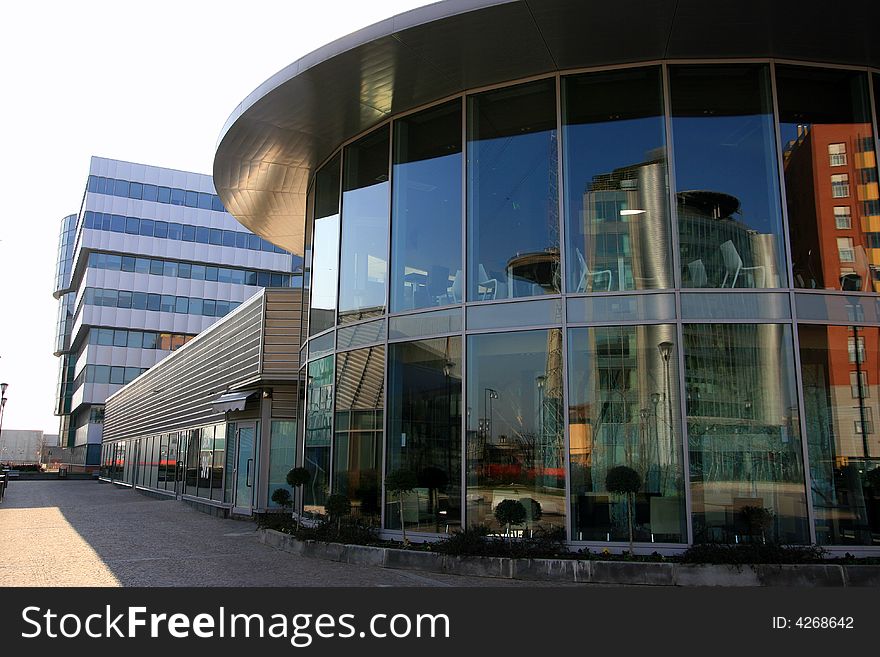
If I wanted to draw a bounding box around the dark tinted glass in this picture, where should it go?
[563,67,672,292]
[310,154,341,336]
[777,66,878,292]
[338,127,390,323]
[468,79,559,300]
[466,329,566,530]
[304,356,334,514]
[670,65,785,289]
[386,338,462,532]
[391,100,462,312]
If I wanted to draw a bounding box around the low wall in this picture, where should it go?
[259,529,880,587]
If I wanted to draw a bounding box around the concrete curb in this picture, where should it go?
[258,529,880,586]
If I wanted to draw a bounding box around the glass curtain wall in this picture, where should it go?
[567,325,686,542]
[777,66,879,292]
[304,357,334,514]
[670,65,786,289]
[386,337,462,532]
[333,345,385,525]
[563,66,673,293]
[391,101,463,312]
[185,428,199,496]
[338,127,390,324]
[212,424,226,501]
[310,154,341,334]
[197,425,214,498]
[468,79,560,301]
[466,330,566,532]
[683,323,808,543]
[268,420,298,508]
[799,324,880,545]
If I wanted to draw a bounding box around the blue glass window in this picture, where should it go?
[167,222,182,240]
[121,256,135,272]
[178,263,191,279]
[154,221,168,238]
[160,295,175,313]
[203,299,216,316]
[170,188,185,206]
[235,232,248,249]
[209,228,223,245]
[248,234,261,250]
[191,264,206,280]
[150,260,164,276]
[129,182,143,200]
[125,217,139,234]
[110,215,125,232]
[146,294,161,312]
[114,179,129,197]
[142,184,158,202]
[222,230,236,247]
[175,296,189,313]
[139,219,154,237]
[198,192,213,210]
[185,190,199,207]
[132,292,147,310]
[189,298,203,315]
[212,196,225,212]
[205,266,218,282]
[158,187,171,204]
[195,226,209,244]
[182,224,196,241]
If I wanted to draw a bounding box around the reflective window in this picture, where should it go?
[568,325,685,542]
[777,66,878,292]
[334,346,384,525]
[799,324,880,545]
[683,323,808,543]
[391,100,462,312]
[563,67,672,292]
[670,65,786,289]
[310,154,341,336]
[468,79,560,300]
[304,356,333,514]
[466,330,566,531]
[267,421,297,508]
[338,127,390,323]
[386,338,462,532]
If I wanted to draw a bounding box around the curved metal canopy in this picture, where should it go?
[213,0,880,255]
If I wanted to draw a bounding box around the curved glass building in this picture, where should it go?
[214,0,880,551]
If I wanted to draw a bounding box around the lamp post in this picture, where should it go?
[0,383,9,464]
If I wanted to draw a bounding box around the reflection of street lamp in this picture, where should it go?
[485,388,499,441]
[535,375,546,440]
[657,342,674,489]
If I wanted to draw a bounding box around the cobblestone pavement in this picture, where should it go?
[0,481,582,587]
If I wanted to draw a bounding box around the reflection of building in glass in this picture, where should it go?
[784,124,879,291]
[581,155,672,291]
[677,190,780,289]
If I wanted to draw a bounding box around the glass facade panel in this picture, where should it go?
[338,127,390,324]
[333,346,384,525]
[268,420,297,508]
[795,292,880,324]
[563,66,672,293]
[679,292,791,321]
[566,294,676,324]
[670,65,786,289]
[468,79,560,301]
[304,357,333,514]
[568,326,685,542]
[212,424,225,501]
[337,318,386,351]
[777,66,879,292]
[466,330,566,532]
[391,100,463,312]
[799,324,880,545]
[466,297,562,331]
[683,323,808,543]
[310,154,341,336]
[184,428,199,497]
[386,338,462,532]
[389,307,463,340]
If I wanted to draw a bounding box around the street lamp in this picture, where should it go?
[0,384,9,463]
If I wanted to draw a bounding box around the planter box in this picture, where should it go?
[384,549,445,574]
[591,561,675,586]
[256,529,880,586]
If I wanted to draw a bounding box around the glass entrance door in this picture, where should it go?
[234,423,256,514]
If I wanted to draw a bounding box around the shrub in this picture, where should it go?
[494,499,527,537]
[271,488,292,509]
[680,543,827,565]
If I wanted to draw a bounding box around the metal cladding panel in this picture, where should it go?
[102,294,265,442]
[261,287,303,378]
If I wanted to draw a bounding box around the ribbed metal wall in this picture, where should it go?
[102,294,266,441]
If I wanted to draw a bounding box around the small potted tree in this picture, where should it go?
[271,487,292,512]
[385,469,418,544]
[605,465,641,555]
[286,466,311,530]
[494,499,527,543]
[325,493,351,536]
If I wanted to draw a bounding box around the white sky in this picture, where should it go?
[0,0,435,434]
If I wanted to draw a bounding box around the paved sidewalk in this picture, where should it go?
[0,480,575,587]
